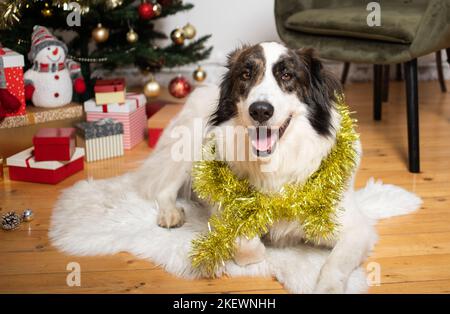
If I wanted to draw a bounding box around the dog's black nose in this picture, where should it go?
[249,101,274,123]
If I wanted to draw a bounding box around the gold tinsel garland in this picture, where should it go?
[190,97,359,276]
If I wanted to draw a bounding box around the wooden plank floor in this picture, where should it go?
[1,81,449,294]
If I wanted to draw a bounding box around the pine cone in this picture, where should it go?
[1,211,22,231]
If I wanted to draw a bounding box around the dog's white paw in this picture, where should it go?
[157,207,185,228]
[314,270,346,294]
[233,237,266,266]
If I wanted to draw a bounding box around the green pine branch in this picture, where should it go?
[0,1,212,73]
[90,35,213,71]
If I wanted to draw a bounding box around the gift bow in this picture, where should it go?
[100,94,142,113]
[94,118,116,125]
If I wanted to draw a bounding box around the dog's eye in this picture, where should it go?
[281,72,292,81]
[240,69,251,81]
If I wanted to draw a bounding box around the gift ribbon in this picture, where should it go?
[25,150,35,168]
[127,93,141,109]
[99,94,142,113]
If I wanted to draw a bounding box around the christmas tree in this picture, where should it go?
[0,0,212,95]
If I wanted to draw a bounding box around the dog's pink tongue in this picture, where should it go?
[252,132,276,151]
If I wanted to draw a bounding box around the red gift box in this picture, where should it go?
[148,128,164,148]
[0,48,26,118]
[146,101,165,118]
[33,128,76,161]
[94,78,126,104]
[6,147,84,184]
[147,104,183,148]
[94,78,125,93]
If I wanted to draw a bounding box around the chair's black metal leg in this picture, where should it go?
[396,63,402,81]
[436,50,447,92]
[373,64,383,120]
[446,48,450,65]
[404,59,420,173]
[341,62,350,85]
[382,65,390,102]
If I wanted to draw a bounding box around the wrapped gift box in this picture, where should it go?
[147,104,183,148]
[33,128,76,161]
[76,118,124,162]
[0,47,26,118]
[94,78,126,104]
[87,105,146,149]
[146,101,165,118]
[7,147,84,184]
[84,93,146,113]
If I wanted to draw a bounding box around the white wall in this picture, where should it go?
[155,0,280,64]
[128,0,282,86]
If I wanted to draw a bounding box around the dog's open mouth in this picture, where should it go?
[248,115,292,157]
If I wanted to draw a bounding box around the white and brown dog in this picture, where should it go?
[136,42,375,293]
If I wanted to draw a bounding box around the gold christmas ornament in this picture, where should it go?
[182,23,196,40]
[143,78,161,98]
[170,28,185,45]
[92,23,109,43]
[126,28,139,43]
[41,7,53,17]
[153,3,162,16]
[193,66,207,82]
[105,0,123,9]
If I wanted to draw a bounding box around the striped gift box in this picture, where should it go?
[86,105,147,149]
[76,119,124,162]
[81,134,124,162]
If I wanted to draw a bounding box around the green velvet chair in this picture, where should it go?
[275,0,450,173]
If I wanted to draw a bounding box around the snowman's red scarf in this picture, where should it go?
[32,61,65,73]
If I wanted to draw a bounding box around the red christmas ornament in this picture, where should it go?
[74,78,86,94]
[138,1,155,20]
[169,76,191,98]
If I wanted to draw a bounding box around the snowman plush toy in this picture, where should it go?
[24,25,86,108]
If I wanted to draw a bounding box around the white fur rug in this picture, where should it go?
[49,176,421,294]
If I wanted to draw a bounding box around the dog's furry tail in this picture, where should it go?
[355,177,422,220]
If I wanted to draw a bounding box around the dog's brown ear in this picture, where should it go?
[296,48,341,136]
[297,48,322,77]
[226,45,249,69]
[297,48,341,96]
[210,45,249,126]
